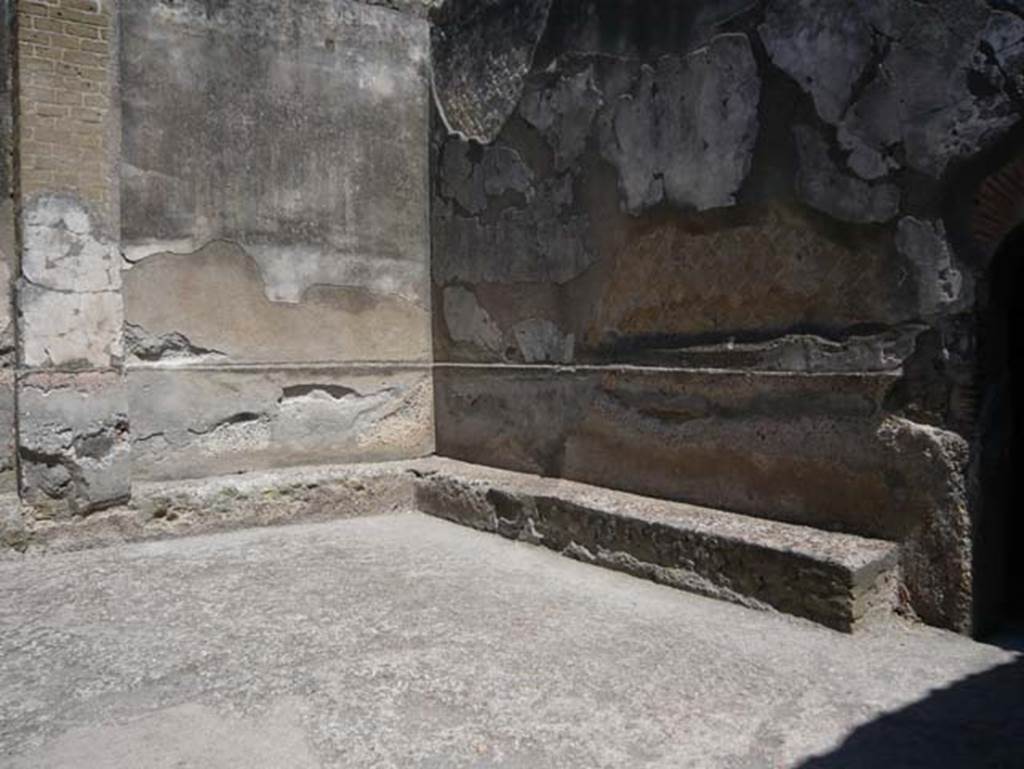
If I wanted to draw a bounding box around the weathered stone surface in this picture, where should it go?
[438,141,487,214]
[434,198,935,365]
[600,33,761,213]
[1,514,1016,769]
[481,145,534,198]
[759,0,874,125]
[19,287,124,370]
[123,243,430,365]
[434,364,973,630]
[511,318,574,363]
[415,458,899,631]
[573,203,915,355]
[438,142,534,215]
[121,0,430,309]
[519,65,603,171]
[0,196,15,494]
[620,328,926,373]
[3,461,424,555]
[793,125,900,223]
[0,372,14,495]
[540,0,758,60]
[442,286,504,354]
[355,0,442,17]
[130,366,434,481]
[436,366,588,476]
[433,172,595,284]
[896,218,968,320]
[18,195,123,369]
[21,196,120,292]
[836,77,904,181]
[431,0,554,142]
[876,417,972,632]
[883,4,1024,177]
[0,200,16,368]
[17,371,130,517]
[763,0,1024,179]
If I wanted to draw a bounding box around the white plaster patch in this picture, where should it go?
[443,287,504,353]
[22,196,121,292]
[896,217,969,318]
[19,284,124,369]
[512,318,574,364]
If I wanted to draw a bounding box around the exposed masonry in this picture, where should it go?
[127,367,434,482]
[15,0,117,221]
[124,324,226,364]
[17,372,130,517]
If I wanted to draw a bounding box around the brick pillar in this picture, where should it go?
[12,0,129,516]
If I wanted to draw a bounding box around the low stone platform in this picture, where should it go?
[414,459,900,632]
[3,457,901,631]
[0,514,1018,768]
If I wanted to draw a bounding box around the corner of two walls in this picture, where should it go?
[427,0,1024,633]
[2,0,435,534]
[1,0,1020,635]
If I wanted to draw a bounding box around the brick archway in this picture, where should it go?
[974,220,1024,634]
[973,156,1024,255]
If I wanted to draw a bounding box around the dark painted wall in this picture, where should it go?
[429,0,1024,632]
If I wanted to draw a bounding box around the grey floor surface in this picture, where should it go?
[1,512,1021,768]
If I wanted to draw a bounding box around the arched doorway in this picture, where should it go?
[976,224,1024,636]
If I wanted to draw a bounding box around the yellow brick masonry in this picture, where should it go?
[15,0,113,220]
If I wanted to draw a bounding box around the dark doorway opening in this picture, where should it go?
[977,224,1024,637]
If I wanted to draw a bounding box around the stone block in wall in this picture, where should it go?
[433,364,972,631]
[17,194,123,369]
[17,371,130,517]
[129,366,434,482]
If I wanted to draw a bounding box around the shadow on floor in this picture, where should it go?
[797,656,1024,769]
[987,620,1024,654]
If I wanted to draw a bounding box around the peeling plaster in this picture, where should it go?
[600,34,761,214]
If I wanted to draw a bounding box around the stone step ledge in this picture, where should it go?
[413,458,900,632]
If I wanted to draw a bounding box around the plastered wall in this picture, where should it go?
[429,0,1024,632]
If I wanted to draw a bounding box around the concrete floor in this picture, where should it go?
[0,513,1020,769]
